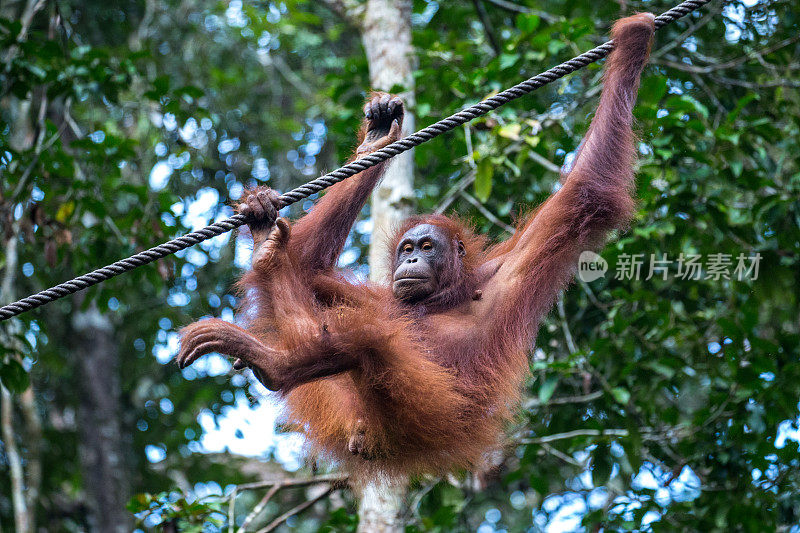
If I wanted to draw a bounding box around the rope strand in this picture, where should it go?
[0,0,711,321]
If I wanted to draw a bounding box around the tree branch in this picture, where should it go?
[234,473,347,492]
[236,484,281,533]
[556,292,578,353]
[471,0,501,56]
[227,488,237,533]
[255,486,335,533]
[434,169,476,214]
[320,0,364,26]
[459,191,516,233]
[527,149,561,174]
[521,428,630,444]
[689,71,725,128]
[257,54,313,98]
[654,34,800,74]
[519,426,691,445]
[480,0,557,23]
[2,0,46,64]
[652,0,723,59]
[541,442,584,467]
[524,390,603,409]
[708,75,800,89]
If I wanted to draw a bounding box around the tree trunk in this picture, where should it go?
[362,0,416,283]
[355,478,405,533]
[72,307,131,533]
[1,385,30,533]
[357,0,415,530]
[0,221,33,533]
[0,2,45,522]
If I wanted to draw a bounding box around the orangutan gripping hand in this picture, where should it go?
[236,187,282,248]
[357,93,403,156]
[177,94,406,387]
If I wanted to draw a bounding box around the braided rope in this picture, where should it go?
[0,0,710,321]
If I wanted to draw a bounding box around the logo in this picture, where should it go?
[577,251,608,282]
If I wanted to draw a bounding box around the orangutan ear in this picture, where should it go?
[456,240,466,258]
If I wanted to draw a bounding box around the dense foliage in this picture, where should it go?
[1,0,798,531]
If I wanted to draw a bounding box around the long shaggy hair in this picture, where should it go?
[278,217,516,479]
[181,13,654,482]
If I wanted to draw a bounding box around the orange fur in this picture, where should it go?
[178,14,656,480]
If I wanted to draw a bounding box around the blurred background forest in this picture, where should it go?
[1,0,799,531]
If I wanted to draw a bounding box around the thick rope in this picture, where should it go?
[0,0,710,322]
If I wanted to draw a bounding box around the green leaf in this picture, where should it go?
[592,443,613,485]
[547,40,566,55]
[416,102,431,117]
[730,159,743,178]
[646,362,676,379]
[498,53,520,70]
[681,94,710,119]
[152,75,170,98]
[0,359,29,394]
[611,387,631,405]
[638,76,668,103]
[498,123,522,140]
[175,85,204,99]
[387,83,408,94]
[474,158,493,202]
[529,473,548,495]
[538,375,559,403]
[515,14,540,33]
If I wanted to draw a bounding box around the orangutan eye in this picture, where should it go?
[421,241,433,251]
[402,244,414,254]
